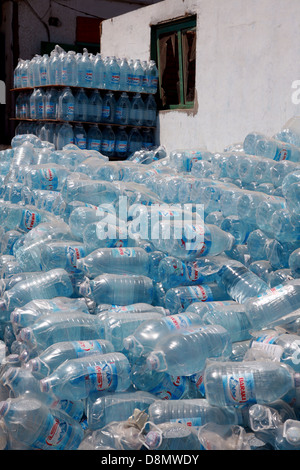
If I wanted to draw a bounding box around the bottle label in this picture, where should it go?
[39,168,58,190]
[65,245,85,272]
[186,262,204,282]
[222,371,256,405]
[163,314,192,331]
[116,140,127,153]
[67,104,74,119]
[30,103,36,118]
[101,140,115,152]
[20,209,41,231]
[111,248,136,257]
[274,145,291,161]
[72,340,105,358]
[85,70,93,82]
[89,139,101,150]
[149,375,187,400]
[33,414,72,450]
[111,73,120,84]
[75,138,86,149]
[86,362,118,393]
[132,76,142,87]
[187,285,213,302]
[46,103,55,116]
[102,106,110,118]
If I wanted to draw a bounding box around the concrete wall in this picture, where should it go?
[100,0,300,153]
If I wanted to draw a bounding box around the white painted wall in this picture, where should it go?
[100,0,300,153]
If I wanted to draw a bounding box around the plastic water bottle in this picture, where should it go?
[79,273,153,306]
[39,54,49,86]
[61,175,120,206]
[101,91,116,124]
[74,88,88,122]
[146,324,232,377]
[147,60,159,94]
[203,360,299,407]
[151,221,235,261]
[147,398,240,427]
[157,256,221,290]
[289,248,300,277]
[0,268,74,315]
[77,49,94,87]
[77,247,152,278]
[13,58,22,88]
[250,260,273,283]
[127,128,143,156]
[57,87,75,121]
[119,58,131,92]
[131,59,144,92]
[247,229,272,261]
[87,125,102,151]
[22,164,70,190]
[10,296,91,331]
[285,181,300,216]
[221,215,254,245]
[40,352,131,400]
[30,88,45,120]
[123,311,210,358]
[93,53,105,88]
[20,59,30,87]
[115,92,130,125]
[17,311,106,355]
[274,420,300,450]
[86,390,156,430]
[144,94,157,127]
[38,240,87,274]
[0,396,83,450]
[143,422,200,450]
[164,283,230,314]
[27,339,114,378]
[73,124,87,150]
[44,87,59,120]
[106,56,120,91]
[87,90,102,123]
[115,127,128,159]
[101,125,115,157]
[217,260,269,304]
[130,93,145,126]
[244,132,300,162]
[197,422,251,450]
[244,279,300,330]
[62,50,77,86]
[69,205,115,241]
[56,123,74,150]
[97,309,167,351]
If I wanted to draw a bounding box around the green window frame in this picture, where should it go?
[151,15,196,110]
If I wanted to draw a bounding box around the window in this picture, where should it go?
[151,15,196,110]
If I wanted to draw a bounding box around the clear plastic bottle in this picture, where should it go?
[1,268,74,314]
[37,239,86,274]
[101,125,115,158]
[147,60,159,94]
[146,324,232,376]
[86,390,156,430]
[62,50,77,86]
[147,398,240,427]
[73,123,87,150]
[143,94,157,127]
[22,163,70,190]
[101,91,116,124]
[217,260,269,304]
[115,92,131,125]
[130,93,145,126]
[87,89,103,123]
[221,215,254,245]
[244,279,300,330]
[127,127,143,157]
[44,87,59,120]
[143,422,200,451]
[119,57,131,92]
[77,49,94,87]
[115,127,128,159]
[40,352,131,400]
[79,273,153,306]
[86,124,102,152]
[247,229,272,261]
[93,53,105,89]
[197,422,251,450]
[0,396,84,450]
[57,87,75,121]
[131,59,144,92]
[123,310,210,358]
[164,283,230,314]
[56,123,74,150]
[27,338,114,377]
[77,247,151,278]
[204,360,299,407]
[74,88,88,122]
[106,56,120,91]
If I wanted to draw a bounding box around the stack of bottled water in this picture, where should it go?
[0,113,300,450]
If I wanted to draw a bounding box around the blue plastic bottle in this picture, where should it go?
[115,127,128,159]
[73,124,87,150]
[146,324,232,377]
[106,56,120,91]
[27,339,114,378]
[101,91,116,124]
[131,59,144,92]
[101,125,115,157]
[0,396,84,450]
[77,49,94,88]
[39,54,49,86]
[130,93,145,126]
[57,87,75,121]
[44,87,59,120]
[119,57,131,92]
[93,53,105,88]
[115,92,130,125]
[87,124,102,151]
[40,352,131,400]
[79,273,153,306]
[62,50,77,86]
[74,88,88,122]
[87,90,103,123]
